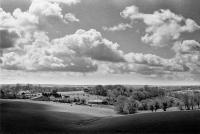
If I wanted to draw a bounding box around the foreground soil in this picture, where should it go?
[0,99,200,134]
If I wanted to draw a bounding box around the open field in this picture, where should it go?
[1,99,118,117]
[1,99,200,134]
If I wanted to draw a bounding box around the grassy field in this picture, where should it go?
[1,99,200,134]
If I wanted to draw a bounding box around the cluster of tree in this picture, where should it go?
[172,91,200,110]
[42,89,87,105]
[86,85,108,96]
[88,85,200,114]
[115,96,140,114]
[115,95,176,114]
[55,97,86,105]
[42,89,61,98]
[0,84,83,97]
[0,89,17,99]
[88,85,166,105]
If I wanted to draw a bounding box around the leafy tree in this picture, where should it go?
[150,105,154,112]
[190,94,195,110]
[51,89,61,98]
[162,102,168,111]
[123,96,140,114]
[194,92,200,108]
[114,96,127,114]
[141,102,148,110]
[0,90,5,98]
[177,101,184,110]
[182,93,191,110]
[154,101,160,112]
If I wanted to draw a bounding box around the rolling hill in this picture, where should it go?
[0,99,200,134]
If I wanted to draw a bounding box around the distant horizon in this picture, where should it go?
[1,83,200,87]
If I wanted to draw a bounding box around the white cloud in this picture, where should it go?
[120,5,139,19]
[0,29,125,72]
[0,0,80,48]
[125,52,191,72]
[13,8,39,30]
[173,40,200,54]
[29,0,74,24]
[103,23,132,32]
[51,29,125,62]
[31,0,81,5]
[121,5,200,47]
[64,13,79,22]
[106,63,170,76]
[1,28,195,74]
[0,31,97,72]
[125,53,166,66]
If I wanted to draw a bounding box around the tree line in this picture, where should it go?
[86,85,200,114]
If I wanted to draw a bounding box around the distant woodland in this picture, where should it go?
[1,84,200,114]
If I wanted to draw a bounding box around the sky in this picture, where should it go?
[0,0,200,85]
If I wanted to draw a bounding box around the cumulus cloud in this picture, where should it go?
[173,40,200,54]
[0,29,125,72]
[120,5,200,47]
[103,23,132,32]
[171,40,200,70]
[29,0,78,24]
[102,49,192,77]
[126,52,191,73]
[173,52,200,68]
[51,29,125,62]
[31,0,81,5]
[64,13,79,22]
[0,29,19,49]
[125,53,166,67]
[0,31,97,72]
[107,63,171,77]
[0,0,80,49]
[1,28,194,74]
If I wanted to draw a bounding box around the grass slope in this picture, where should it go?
[0,100,200,134]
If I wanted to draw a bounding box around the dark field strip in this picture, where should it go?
[0,100,200,134]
